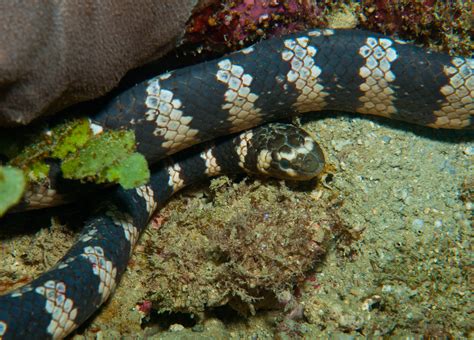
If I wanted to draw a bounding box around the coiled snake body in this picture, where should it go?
[0,29,472,339]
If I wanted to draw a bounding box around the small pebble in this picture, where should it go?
[332,139,352,151]
[412,219,424,228]
[411,219,424,234]
[192,324,205,332]
[463,146,474,155]
[169,324,185,332]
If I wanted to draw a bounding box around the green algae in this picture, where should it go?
[60,130,149,189]
[8,119,92,180]
[50,118,92,159]
[0,166,26,216]
[7,118,149,192]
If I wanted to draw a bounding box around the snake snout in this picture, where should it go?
[253,123,325,181]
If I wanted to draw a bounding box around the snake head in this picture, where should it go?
[250,123,325,181]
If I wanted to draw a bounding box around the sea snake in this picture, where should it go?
[1,122,324,338]
[0,28,472,338]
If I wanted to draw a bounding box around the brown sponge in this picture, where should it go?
[0,0,204,126]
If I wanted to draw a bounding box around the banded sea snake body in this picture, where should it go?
[1,28,472,338]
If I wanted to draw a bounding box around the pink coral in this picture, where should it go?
[186,0,318,50]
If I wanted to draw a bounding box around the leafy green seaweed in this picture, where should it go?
[61,130,149,189]
[8,118,93,181]
[8,118,150,192]
[0,166,26,216]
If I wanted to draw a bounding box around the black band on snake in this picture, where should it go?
[0,28,472,339]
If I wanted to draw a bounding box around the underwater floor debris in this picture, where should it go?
[1,114,472,338]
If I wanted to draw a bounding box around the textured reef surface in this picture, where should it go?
[1,1,472,338]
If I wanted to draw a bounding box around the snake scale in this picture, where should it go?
[0,28,472,339]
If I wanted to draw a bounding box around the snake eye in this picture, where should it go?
[280,159,290,169]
